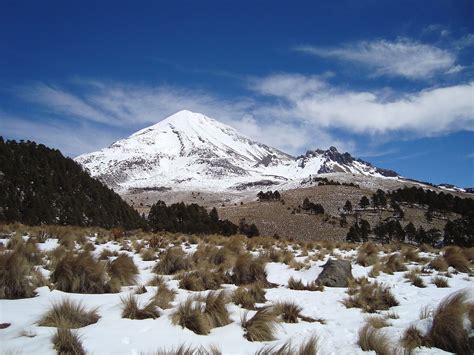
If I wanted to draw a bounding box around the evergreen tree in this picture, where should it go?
[343,200,353,213]
[359,196,370,209]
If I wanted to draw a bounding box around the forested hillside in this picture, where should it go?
[0,138,145,229]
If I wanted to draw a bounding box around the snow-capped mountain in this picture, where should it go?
[75,110,399,192]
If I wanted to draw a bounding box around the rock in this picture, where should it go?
[316,258,353,287]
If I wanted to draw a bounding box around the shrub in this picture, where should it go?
[153,247,192,275]
[204,291,231,328]
[343,282,399,313]
[231,254,269,286]
[52,327,85,355]
[51,252,108,294]
[241,307,278,342]
[108,254,138,287]
[171,298,210,335]
[121,294,160,320]
[425,290,472,354]
[38,299,99,328]
[0,251,38,299]
[358,324,391,355]
[443,246,471,273]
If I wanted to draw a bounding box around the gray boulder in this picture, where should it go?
[316,258,353,287]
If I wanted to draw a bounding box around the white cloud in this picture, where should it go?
[251,74,474,136]
[296,38,459,79]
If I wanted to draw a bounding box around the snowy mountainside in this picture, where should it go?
[76,110,399,192]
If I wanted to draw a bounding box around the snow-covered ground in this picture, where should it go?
[0,235,472,355]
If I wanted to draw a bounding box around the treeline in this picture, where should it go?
[148,200,259,237]
[0,138,145,229]
[257,190,281,201]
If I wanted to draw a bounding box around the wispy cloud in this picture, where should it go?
[295,38,460,79]
[251,73,474,136]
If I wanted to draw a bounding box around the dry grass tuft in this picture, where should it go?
[178,270,225,291]
[203,291,231,328]
[39,298,99,328]
[108,254,138,287]
[0,251,39,299]
[365,315,390,329]
[52,252,108,294]
[382,254,407,274]
[356,242,379,266]
[241,307,278,342]
[231,254,269,286]
[343,282,399,313]
[232,283,267,309]
[146,344,222,355]
[404,269,426,288]
[425,290,472,354]
[429,256,448,271]
[171,298,210,335]
[443,246,471,273]
[255,335,318,355]
[287,277,324,291]
[152,283,177,309]
[140,248,157,261]
[358,324,392,355]
[274,301,320,323]
[153,247,192,275]
[52,327,86,355]
[121,294,160,320]
[401,325,424,352]
[431,276,449,288]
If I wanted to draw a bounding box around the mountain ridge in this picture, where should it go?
[75,110,400,192]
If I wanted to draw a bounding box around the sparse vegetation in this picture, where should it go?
[39,299,99,328]
[153,247,192,275]
[121,294,160,319]
[171,298,210,335]
[358,324,392,355]
[52,327,86,355]
[343,281,399,313]
[241,307,278,342]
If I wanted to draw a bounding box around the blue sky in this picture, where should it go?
[1,0,473,186]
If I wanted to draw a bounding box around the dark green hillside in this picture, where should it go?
[0,138,145,229]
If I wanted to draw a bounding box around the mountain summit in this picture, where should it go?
[75,110,398,191]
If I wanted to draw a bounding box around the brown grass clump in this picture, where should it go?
[401,325,424,353]
[462,247,474,262]
[356,242,379,266]
[429,256,448,271]
[274,301,319,323]
[402,247,421,263]
[203,291,231,328]
[172,298,210,335]
[255,335,318,355]
[241,307,278,342]
[382,254,408,274]
[343,282,399,313]
[98,249,119,260]
[51,252,108,294]
[365,315,390,329]
[38,298,99,328]
[425,290,472,354]
[147,344,222,355]
[432,276,449,288]
[232,283,267,309]
[108,254,138,287]
[231,254,270,286]
[140,248,157,261]
[178,270,225,291]
[153,247,192,275]
[287,277,324,292]
[404,269,426,288]
[152,284,177,309]
[121,294,160,319]
[358,324,391,355]
[0,251,39,299]
[52,327,86,355]
[443,246,471,273]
